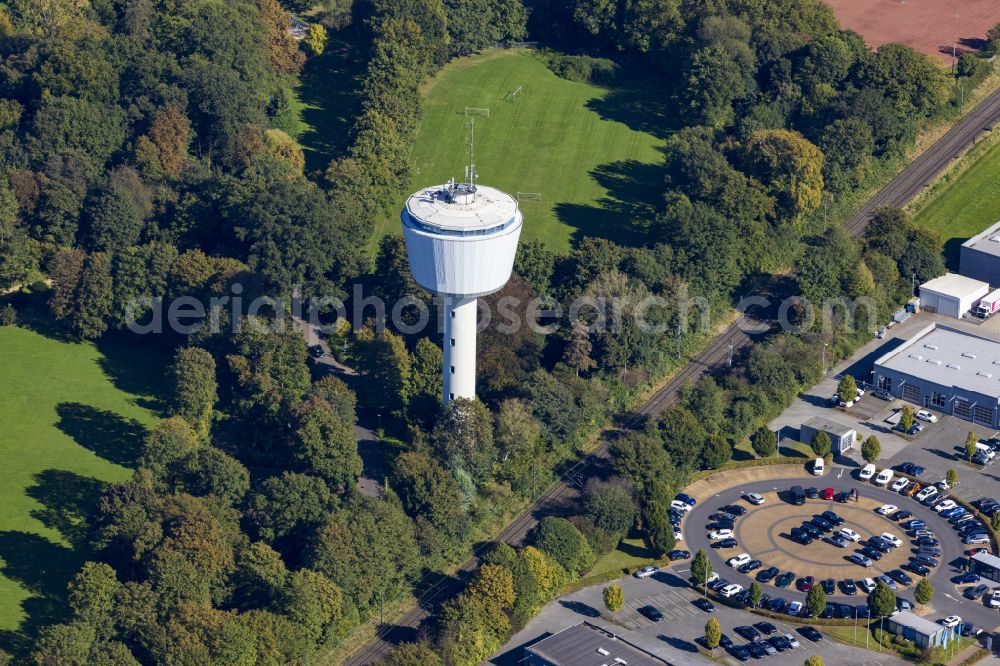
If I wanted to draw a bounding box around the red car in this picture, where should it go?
[821,488,835,500]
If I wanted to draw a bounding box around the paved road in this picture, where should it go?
[340,88,1000,665]
[685,470,1000,632]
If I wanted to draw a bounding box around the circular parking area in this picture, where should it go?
[734,494,911,580]
[683,470,970,606]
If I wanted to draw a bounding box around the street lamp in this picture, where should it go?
[823,343,829,377]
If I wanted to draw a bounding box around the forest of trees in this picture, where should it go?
[0,0,995,663]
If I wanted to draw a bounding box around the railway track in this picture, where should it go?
[341,86,1000,666]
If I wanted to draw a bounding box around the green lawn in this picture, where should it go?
[284,32,367,174]
[912,138,1000,269]
[0,324,162,652]
[375,49,673,252]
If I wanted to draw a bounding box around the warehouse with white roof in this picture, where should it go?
[918,273,989,319]
[873,323,1000,428]
[960,219,1000,286]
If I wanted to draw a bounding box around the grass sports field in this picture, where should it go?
[912,138,1000,268]
[376,49,672,252]
[0,324,162,651]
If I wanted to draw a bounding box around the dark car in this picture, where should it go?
[769,636,790,652]
[758,594,772,609]
[759,641,777,656]
[734,590,750,606]
[867,537,892,553]
[811,518,834,533]
[913,555,939,568]
[822,510,845,526]
[746,642,766,659]
[800,523,822,538]
[720,634,734,649]
[859,547,883,561]
[754,621,778,636]
[710,512,738,522]
[798,576,814,591]
[799,626,823,642]
[308,344,325,358]
[910,465,926,476]
[693,598,716,613]
[637,605,663,621]
[712,538,738,549]
[840,579,857,595]
[768,597,787,613]
[722,504,747,516]
[888,569,913,586]
[820,603,836,619]
[738,559,763,574]
[904,562,930,577]
[729,645,750,662]
[776,571,795,588]
[822,578,835,595]
[953,572,980,584]
[676,493,697,506]
[855,604,871,618]
[960,622,981,638]
[790,485,806,505]
[915,537,940,548]
[707,520,736,531]
[917,547,943,558]
[903,519,926,530]
[756,566,779,583]
[790,530,814,546]
[896,462,914,474]
[891,510,912,521]
[974,497,998,511]
[668,550,691,561]
[966,582,990,599]
[735,625,761,641]
[806,487,819,498]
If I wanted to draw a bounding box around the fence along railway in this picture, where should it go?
[340,86,1000,666]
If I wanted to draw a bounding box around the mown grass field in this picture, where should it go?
[0,324,162,651]
[375,49,673,252]
[912,138,1000,269]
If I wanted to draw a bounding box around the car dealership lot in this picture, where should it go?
[491,563,904,665]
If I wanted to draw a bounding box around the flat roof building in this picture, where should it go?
[884,610,947,649]
[918,274,989,319]
[800,416,856,454]
[524,622,672,666]
[873,323,1000,428]
[971,551,1000,583]
[960,219,1000,286]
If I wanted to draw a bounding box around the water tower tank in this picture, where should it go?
[402,181,523,402]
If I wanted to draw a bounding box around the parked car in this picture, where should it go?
[891,477,910,492]
[744,493,765,505]
[915,487,938,502]
[798,576,815,591]
[721,504,747,516]
[776,571,796,588]
[822,510,844,526]
[939,616,962,629]
[840,579,857,595]
[891,510,912,521]
[822,578,836,595]
[905,562,931,577]
[712,538,738,549]
[903,519,926,530]
[671,499,693,512]
[799,627,823,642]
[881,532,903,548]
[668,550,690,561]
[806,487,820,499]
[860,546,883,561]
[728,553,752,568]
[821,487,835,500]
[916,546,943,558]
[915,409,938,422]
[754,621,778,636]
[990,590,1000,608]
[676,493,697,506]
[934,500,958,513]
[710,529,735,540]
[953,572,980,584]
[876,504,898,515]
[756,567,779,583]
[634,565,659,579]
[827,534,850,548]
[964,584,988,600]
[839,528,861,542]
[738,560,762,574]
[875,468,893,486]
[638,605,663,621]
[859,464,876,481]
[735,626,761,642]
[787,601,802,616]
[848,553,873,568]
[859,578,877,593]
[720,584,744,598]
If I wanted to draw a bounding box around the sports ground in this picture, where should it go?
[381,49,671,252]
[0,324,161,649]
[826,0,997,64]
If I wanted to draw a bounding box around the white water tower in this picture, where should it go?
[402,178,523,403]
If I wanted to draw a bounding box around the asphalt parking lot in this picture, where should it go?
[491,560,905,665]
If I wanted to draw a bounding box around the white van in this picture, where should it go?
[874,468,893,486]
[859,464,876,481]
[975,443,997,459]
[813,457,825,476]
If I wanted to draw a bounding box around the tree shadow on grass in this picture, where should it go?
[0,531,80,655]
[26,470,106,549]
[55,403,146,467]
[95,333,168,414]
[555,158,666,246]
[297,32,368,174]
[586,73,681,141]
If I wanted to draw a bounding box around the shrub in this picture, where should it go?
[0,303,15,326]
[541,52,619,85]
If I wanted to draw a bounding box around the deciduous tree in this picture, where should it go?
[914,577,933,606]
[751,427,777,458]
[805,585,826,617]
[861,436,880,464]
[169,347,217,439]
[810,431,831,458]
[603,583,624,612]
[705,617,721,649]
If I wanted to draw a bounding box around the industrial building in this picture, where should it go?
[873,323,1000,428]
[884,610,947,649]
[970,551,1000,583]
[524,622,671,666]
[402,177,523,403]
[960,219,1000,286]
[918,274,989,319]
[800,416,856,454]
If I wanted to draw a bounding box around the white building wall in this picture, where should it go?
[442,297,477,402]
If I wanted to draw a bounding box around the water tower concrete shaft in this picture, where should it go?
[402,182,523,403]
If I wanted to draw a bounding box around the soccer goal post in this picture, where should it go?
[465,107,490,117]
[516,192,541,201]
[506,86,523,101]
